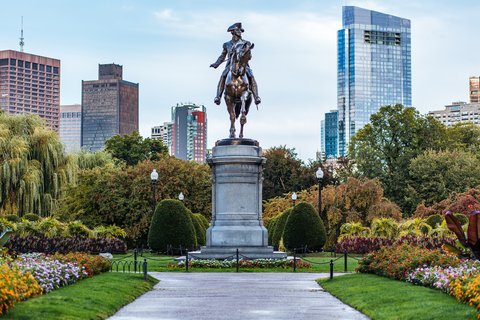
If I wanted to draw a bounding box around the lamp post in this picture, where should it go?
[316,167,324,216]
[150,169,158,213]
[291,192,297,207]
[178,192,184,202]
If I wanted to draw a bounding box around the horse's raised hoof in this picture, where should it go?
[214,97,221,105]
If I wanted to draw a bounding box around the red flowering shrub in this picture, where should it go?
[54,252,111,277]
[336,235,455,254]
[357,243,460,280]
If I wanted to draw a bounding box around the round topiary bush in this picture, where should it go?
[23,213,40,222]
[425,214,443,228]
[5,214,20,223]
[148,199,196,253]
[271,208,292,248]
[191,214,206,246]
[266,216,278,246]
[283,202,326,251]
[193,213,209,230]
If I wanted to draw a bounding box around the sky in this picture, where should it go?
[1,0,479,161]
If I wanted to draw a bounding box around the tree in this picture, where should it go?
[283,202,326,250]
[262,146,316,200]
[0,113,76,216]
[56,155,211,246]
[349,104,446,213]
[104,131,168,166]
[408,149,480,207]
[148,199,196,252]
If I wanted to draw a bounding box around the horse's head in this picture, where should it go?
[232,42,254,76]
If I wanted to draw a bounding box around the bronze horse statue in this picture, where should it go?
[224,42,255,139]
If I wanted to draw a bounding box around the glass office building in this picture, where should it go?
[337,6,411,156]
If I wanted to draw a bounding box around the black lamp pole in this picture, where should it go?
[150,169,159,213]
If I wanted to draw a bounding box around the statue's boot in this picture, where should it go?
[249,77,261,105]
[214,76,225,105]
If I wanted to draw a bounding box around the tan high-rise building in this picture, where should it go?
[0,50,60,130]
[470,76,480,103]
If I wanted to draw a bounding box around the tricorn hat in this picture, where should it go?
[227,22,244,32]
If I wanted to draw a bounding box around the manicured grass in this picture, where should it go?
[113,251,360,272]
[7,272,158,320]
[318,273,478,320]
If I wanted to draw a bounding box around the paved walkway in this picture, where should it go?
[109,273,368,320]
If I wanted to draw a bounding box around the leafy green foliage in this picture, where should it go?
[57,157,211,246]
[0,113,76,216]
[191,213,206,246]
[339,222,370,239]
[425,214,444,228]
[65,220,93,238]
[22,213,40,222]
[148,200,196,252]
[271,208,292,248]
[370,218,399,239]
[262,146,321,200]
[104,131,168,166]
[5,214,20,223]
[283,202,326,250]
[193,213,209,230]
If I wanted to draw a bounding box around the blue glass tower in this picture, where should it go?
[338,6,411,156]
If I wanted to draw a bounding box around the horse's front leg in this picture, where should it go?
[225,96,236,138]
[239,91,248,139]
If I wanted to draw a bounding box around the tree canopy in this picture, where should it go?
[104,131,168,166]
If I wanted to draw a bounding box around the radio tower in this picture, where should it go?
[19,16,24,52]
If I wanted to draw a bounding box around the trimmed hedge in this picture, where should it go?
[271,208,292,248]
[191,214,206,246]
[6,234,127,254]
[283,202,326,250]
[425,214,443,228]
[5,214,20,223]
[23,213,40,222]
[193,213,209,230]
[148,199,196,252]
[266,217,278,246]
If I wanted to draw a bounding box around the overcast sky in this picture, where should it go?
[1,0,479,161]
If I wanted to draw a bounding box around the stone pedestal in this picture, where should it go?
[190,139,286,259]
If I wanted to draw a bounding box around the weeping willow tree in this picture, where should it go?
[0,113,76,216]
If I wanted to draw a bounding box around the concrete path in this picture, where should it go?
[109,272,369,320]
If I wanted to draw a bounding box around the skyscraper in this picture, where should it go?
[0,50,60,130]
[470,76,480,103]
[171,103,207,163]
[321,110,339,159]
[337,6,411,156]
[59,104,81,153]
[81,64,139,151]
[151,122,173,154]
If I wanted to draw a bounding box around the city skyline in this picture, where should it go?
[1,0,479,160]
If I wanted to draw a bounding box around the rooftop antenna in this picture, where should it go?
[19,16,24,52]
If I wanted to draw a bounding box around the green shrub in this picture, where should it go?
[425,214,443,228]
[23,213,40,222]
[66,220,93,238]
[93,225,127,239]
[191,214,206,246]
[339,222,370,239]
[283,202,326,251]
[5,214,20,223]
[148,199,196,252]
[36,217,64,238]
[0,218,17,233]
[371,218,399,239]
[266,217,278,246]
[454,213,468,226]
[272,208,292,248]
[193,213,209,230]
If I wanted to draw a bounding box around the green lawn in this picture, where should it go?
[6,273,158,320]
[112,251,361,272]
[318,273,478,320]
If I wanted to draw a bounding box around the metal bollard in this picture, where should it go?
[134,249,138,273]
[329,259,334,280]
[186,250,189,272]
[344,251,348,272]
[143,258,147,281]
[293,249,297,272]
[236,248,239,273]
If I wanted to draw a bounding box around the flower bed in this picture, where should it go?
[6,235,127,254]
[406,260,480,315]
[357,243,460,280]
[171,258,310,269]
[0,264,42,314]
[336,235,455,254]
[55,252,111,276]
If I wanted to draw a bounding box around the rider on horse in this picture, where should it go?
[210,22,261,106]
